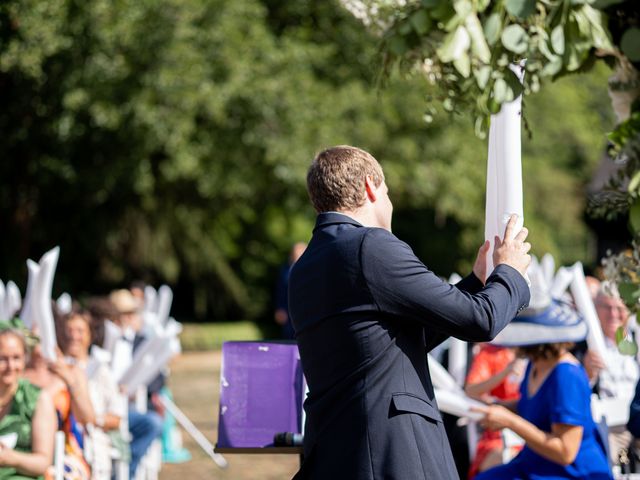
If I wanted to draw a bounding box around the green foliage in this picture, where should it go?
[370,0,629,136]
[0,0,616,321]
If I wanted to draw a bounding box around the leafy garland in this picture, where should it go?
[342,0,640,316]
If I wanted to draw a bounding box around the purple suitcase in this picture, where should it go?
[217,341,304,448]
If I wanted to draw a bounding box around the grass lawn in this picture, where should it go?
[179,321,280,351]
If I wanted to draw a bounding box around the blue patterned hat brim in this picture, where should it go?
[491,300,588,347]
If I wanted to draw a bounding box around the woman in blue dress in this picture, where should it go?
[474,300,613,480]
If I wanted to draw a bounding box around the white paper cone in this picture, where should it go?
[434,388,485,421]
[448,339,467,387]
[550,266,574,300]
[5,281,21,320]
[144,286,158,314]
[570,263,608,361]
[111,338,134,382]
[0,280,6,321]
[428,355,463,393]
[56,292,72,315]
[485,62,525,272]
[540,254,556,290]
[123,336,180,395]
[156,285,173,325]
[35,247,60,361]
[21,260,40,329]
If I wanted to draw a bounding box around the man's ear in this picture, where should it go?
[365,176,377,203]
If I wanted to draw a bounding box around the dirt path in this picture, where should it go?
[160,351,299,480]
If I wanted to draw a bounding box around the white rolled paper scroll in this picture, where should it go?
[56,292,72,315]
[111,338,134,382]
[35,247,60,361]
[144,286,158,314]
[21,260,40,329]
[434,388,485,421]
[121,335,180,395]
[156,285,173,325]
[540,254,556,291]
[570,262,608,361]
[428,354,463,394]
[0,281,6,321]
[484,62,526,273]
[5,281,21,320]
[550,266,574,300]
[448,339,468,387]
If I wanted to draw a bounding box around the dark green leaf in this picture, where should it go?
[619,282,640,309]
[483,13,502,46]
[503,66,524,98]
[410,9,432,35]
[388,35,409,56]
[505,0,536,19]
[630,200,640,235]
[621,28,640,62]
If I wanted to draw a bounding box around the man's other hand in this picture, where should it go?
[493,214,531,277]
[472,240,491,284]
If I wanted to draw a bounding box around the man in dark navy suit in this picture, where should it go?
[288,146,532,479]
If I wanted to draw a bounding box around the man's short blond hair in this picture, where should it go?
[307,146,385,213]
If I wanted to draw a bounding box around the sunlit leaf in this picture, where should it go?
[483,13,502,46]
[551,26,565,55]
[501,24,529,54]
[437,25,470,62]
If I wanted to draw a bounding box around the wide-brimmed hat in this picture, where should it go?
[109,289,142,314]
[491,299,588,347]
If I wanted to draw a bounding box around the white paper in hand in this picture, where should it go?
[0,432,17,449]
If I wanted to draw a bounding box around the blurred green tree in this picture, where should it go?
[0,0,613,321]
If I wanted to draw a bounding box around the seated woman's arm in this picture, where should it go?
[0,390,56,476]
[49,354,96,425]
[476,404,583,466]
[465,360,518,400]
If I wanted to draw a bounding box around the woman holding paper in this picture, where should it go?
[60,307,123,480]
[0,320,56,479]
[475,301,612,480]
[465,345,524,478]
[24,335,94,479]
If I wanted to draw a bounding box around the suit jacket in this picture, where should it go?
[288,212,530,480]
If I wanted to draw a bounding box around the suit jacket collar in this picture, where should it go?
[314,212,363,232]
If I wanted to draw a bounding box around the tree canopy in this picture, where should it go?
[0,0,615,321]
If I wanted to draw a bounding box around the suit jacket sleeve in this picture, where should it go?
[361,228,530,342]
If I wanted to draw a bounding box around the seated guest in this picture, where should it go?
[109,290,162,479]
[59,307,124,480]
[0,319,56,479]
[465,345,524,478]
[475,300,613,479]
[582,283,638,462]
[23,331,95,480]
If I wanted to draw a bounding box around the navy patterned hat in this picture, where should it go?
[491,299,588,347]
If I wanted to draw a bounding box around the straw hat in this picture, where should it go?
[491,299,588,347]
[109,289,142,314]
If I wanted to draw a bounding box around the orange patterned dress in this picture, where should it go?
[466,345,522,479]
